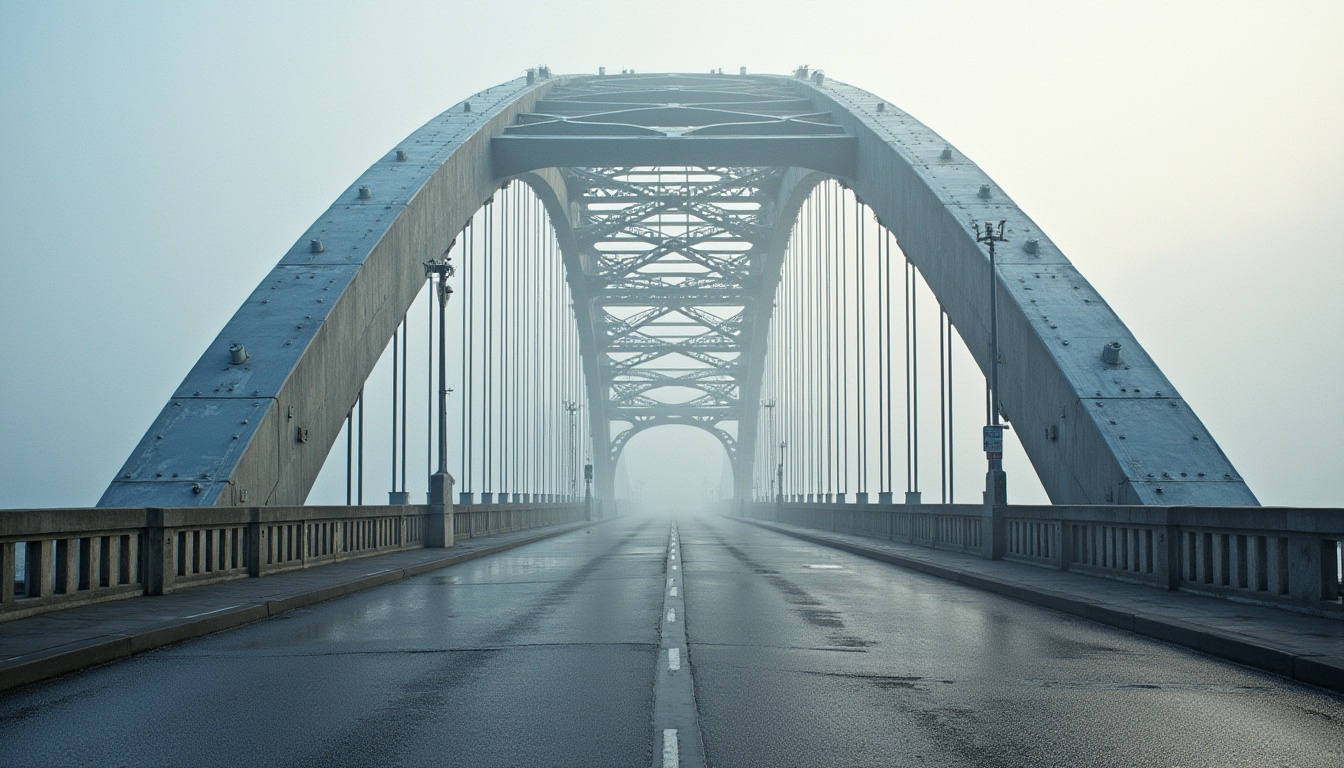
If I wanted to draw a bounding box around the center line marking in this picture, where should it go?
[662,728,679,768]
[667,609,676,622]
[668,578,675,586]
[670,586,678,596]
[668,647,681,671]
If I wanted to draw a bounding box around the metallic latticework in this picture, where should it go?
[507,74,848,493]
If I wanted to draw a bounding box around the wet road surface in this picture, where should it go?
[1,511,1342,766]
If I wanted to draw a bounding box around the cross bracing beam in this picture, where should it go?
[100,70,1255,509]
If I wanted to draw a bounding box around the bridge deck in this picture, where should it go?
[1,513,1341,766]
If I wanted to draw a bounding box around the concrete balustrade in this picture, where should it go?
[1,501,588,623]
[451,501,594,541]
[768,502,984,554]
[746,501,1344,617]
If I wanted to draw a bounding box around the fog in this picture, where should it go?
[2,1,1341,510]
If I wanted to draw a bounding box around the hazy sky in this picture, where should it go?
[1,1,1341,509]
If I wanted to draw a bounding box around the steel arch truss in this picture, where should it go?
[563,165,782,477]
[100,71,1256,509]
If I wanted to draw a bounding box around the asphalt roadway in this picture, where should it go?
[1,511,1341,767]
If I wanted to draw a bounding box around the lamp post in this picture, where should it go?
[424,256,456,475]
[973,220,1008,557]
[762,399,776,501]
[776,440,787,506]
[583,461,594,520]
[563,400,579,500]
[423,252,456,547]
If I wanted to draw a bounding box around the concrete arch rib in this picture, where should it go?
[797,77,1255,505]
[100,76,567,507]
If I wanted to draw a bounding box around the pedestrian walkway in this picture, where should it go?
[738,517,1344,693]
[0,521,597,693]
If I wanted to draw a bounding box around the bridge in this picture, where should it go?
[2,71,1342,766]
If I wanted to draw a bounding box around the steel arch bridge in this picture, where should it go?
[99,70,1256,509]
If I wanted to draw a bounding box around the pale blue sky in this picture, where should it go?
[2,1,1341,508]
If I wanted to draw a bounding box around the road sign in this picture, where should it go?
[983,425,1004,458]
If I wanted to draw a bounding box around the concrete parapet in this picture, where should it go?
[744,500,1344,619]
[0,497,589,624]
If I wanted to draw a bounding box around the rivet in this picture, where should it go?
[155,434,164,440]
[192,483,202,494]
[155,472,163,478]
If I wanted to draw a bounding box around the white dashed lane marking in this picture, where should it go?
[651,521,703,767]
[662,729,679,768]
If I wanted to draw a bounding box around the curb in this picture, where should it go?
[1,519,604,694]
[737,517,1344,694]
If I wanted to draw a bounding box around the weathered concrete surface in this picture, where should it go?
[99,76,570,508]
[800,76,1256,506]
